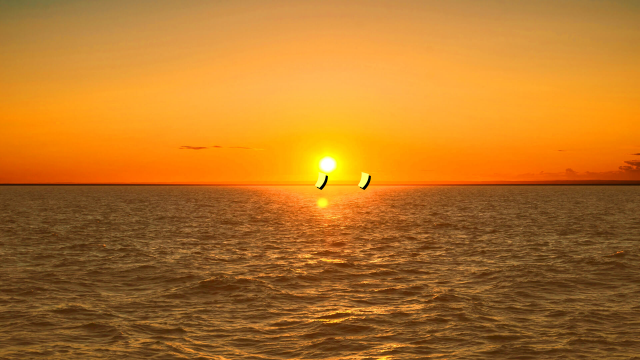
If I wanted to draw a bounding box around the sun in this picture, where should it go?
[320,157,337,173]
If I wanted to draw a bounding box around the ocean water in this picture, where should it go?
[1,185,639,359]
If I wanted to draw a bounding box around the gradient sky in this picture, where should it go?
[1,0,639,183]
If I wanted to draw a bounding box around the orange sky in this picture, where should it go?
[1,0,639,183]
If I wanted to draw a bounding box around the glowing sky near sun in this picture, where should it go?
[1,1,639,183]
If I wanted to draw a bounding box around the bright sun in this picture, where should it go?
[319,157,337,173]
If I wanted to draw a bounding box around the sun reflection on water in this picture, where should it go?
[317,198,328,208]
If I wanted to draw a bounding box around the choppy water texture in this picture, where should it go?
[1,186,640,359]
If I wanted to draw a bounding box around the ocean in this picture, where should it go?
[1,185,639,359]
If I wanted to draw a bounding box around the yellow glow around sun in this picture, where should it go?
[317,198,328,208]
[320,157,337,173]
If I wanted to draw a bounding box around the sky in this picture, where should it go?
[1,0,639,183]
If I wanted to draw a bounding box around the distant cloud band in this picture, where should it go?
[516,159,640,181]
[179,146,208,150]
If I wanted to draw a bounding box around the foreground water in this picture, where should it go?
[1,185,639,359]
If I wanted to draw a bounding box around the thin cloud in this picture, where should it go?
[515,159,640,181]
[179,146,208,150]
[632,153,640,156]
[625,160,640,166]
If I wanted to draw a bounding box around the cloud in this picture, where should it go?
[558,150,566,152]
[179,146,208,150]
[632,153,640,156]
[514,159,640,181]
[212,145,223,148]
[625,160,640,166]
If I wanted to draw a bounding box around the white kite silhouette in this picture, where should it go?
[359,172,371,190]
[316,172,328,190]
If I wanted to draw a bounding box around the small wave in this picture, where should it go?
[484,334,524,342]
[167,275,279,299]
[604,250,627,257]
[163,274,199,284]
[269,320,304,328]
[50,305,116,319]
[27,320,57,327]
[75,322,120,334]
[429,293,463,303]
[374,287,400,294]
[132,323,188,336]
[51,304,96,315]
[327,241,348,247]
[316,312,353,320]
[317,322,374,335]
[366,269,400,277]
[433,222,455,228]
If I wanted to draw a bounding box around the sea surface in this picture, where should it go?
[1,185,639,359]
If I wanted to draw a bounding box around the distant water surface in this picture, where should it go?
[1,185,639,359]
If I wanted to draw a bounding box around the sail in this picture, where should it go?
[359,172,371,190]
[316,172,328,190]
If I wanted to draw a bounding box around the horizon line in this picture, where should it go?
[2,180,640,186]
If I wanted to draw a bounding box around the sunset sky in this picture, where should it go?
[1,0,639,183]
